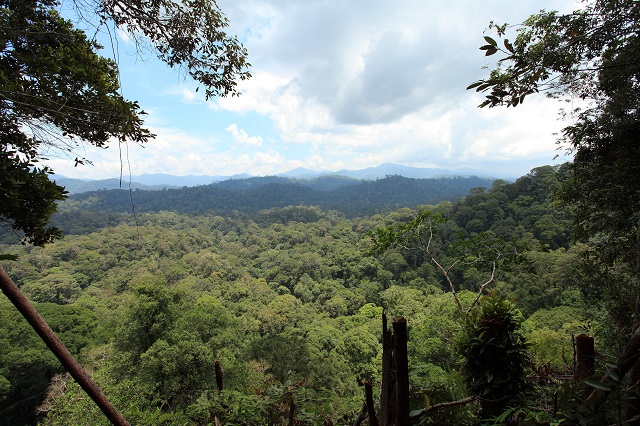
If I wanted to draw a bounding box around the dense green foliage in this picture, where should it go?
[54,174,494,221]
[4,0,638,422]
[0,0,249,246]
[0,0,147,245]
[471,0,640,329]
[460,293,529,418]
[472,3,640,421]
[1,164,618,424]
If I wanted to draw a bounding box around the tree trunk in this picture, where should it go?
[379,314,395,426]
[634,221,640,332]
[393,318,409,426]
[214,360,224,391]
[365,380,378,426]
[288,398,296,426]
[0,266,129,426]
[624,222,640,421]
[378,314,410,426]
[574,334,595,380]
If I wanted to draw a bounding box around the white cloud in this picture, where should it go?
[181,88,197,103]
[117,27,133,44]
[48,0,580,180]
[211,0,576,175]
[226,123,263,147]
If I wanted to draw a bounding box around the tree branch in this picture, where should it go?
[430,256,463,313]
[409,396,479,421]
[466,260,497,316]
[409,394,513,420]
[0,266,129,426]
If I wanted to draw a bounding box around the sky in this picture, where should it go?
[48,0,579,180]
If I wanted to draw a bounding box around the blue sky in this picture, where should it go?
[49,0,578,180]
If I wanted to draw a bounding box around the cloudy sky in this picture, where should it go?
[49,0,579,180]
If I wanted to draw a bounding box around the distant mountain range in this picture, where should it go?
[55,163,511,194]
[60,174,496,219]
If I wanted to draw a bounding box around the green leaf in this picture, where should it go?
[485,47,498,56]
[0,254,19,261]
[409,409,425,418]
[484,36,498,47]
[495,408,513,422]
[486,371,493,383]
[583,379,611,392]
[466,80,484,90]
[504,39,514,52]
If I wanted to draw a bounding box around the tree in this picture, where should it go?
[368,209,518,315]
[1,1,249,422]
[459,292,529,419]
[469,0,640,419]
[1,0,250,245]
[468,0,639,274]
[0,0,143,245]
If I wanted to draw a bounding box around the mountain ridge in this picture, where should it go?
[56,163,511,194]
[60,174,495,219]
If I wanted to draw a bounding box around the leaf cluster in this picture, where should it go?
[0,165,621,424]
[1,0,252,247]
[459,292,530,416]
[470,0,640,302]
[99,0,251,99]
[0,0,152,244]
[469,1,640,107]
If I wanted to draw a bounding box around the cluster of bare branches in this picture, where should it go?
[368,210,518,316]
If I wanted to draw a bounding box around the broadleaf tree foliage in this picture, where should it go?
[0,168,594,424]
[470,0,640,420]
[368,209,519,315]
[468,0,640,271]
[0,0,250,246]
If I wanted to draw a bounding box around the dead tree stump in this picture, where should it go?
[378,314,409,426]
[214,360,224,391]
[575,334,595,380]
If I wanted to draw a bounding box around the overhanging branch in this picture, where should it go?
[0,266,129,426]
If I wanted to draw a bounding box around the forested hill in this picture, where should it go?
[1,164,601,425]
[62,174,494,218]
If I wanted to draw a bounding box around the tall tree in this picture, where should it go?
[1,0,250,245]
[1,1,249,423]
[468,0,639,271]
[469,0,640,418]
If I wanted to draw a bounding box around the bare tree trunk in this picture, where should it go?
[574,334,595,380]
[353,402,367,426]
[626,225,640,423]
[634,222,640,333]
[365,380,378,426]
[0,266,129,426]
[288,398,295,426]
[393,318,409,426]
[214,360,224,391]
[379,314,395,426]
[630,223,640,382]
[378,314,411,426]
